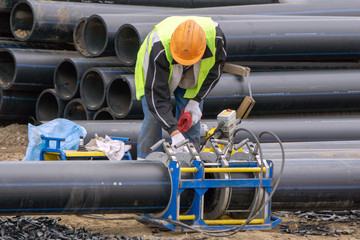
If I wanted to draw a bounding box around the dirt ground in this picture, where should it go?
[0,120,359,240]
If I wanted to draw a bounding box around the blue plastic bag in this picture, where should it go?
[22,118,87,161]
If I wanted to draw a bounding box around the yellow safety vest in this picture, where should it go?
[135,16,216,100]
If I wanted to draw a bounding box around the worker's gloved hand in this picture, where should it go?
[184,100,202,126]
[171,132,187,153]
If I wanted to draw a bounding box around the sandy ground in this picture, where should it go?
[0,120,359,239]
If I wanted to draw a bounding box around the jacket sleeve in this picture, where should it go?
[144,41,179,134]
[193,25,227,102]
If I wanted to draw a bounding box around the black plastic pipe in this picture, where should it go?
[106,74,141,118]
[118,17,360,65]
[0,89,39,119]
[54,57,128,101]
[72,113,360,157]
[168,0,360,16]
[0,161,171,215]
[0,153,359,214]
[87,14,261,59]
[96,0,278,8]
[205,69,360,115]
[93,107,117,120]
[111,69,360,117]
[63,98,95,120]
[114,15,301,66]
[80,67,134,110]
[10,0,173,43]
[36,88,68,122]
[73,17,89,57]
[0,48,79,91]
[0,38,75,50]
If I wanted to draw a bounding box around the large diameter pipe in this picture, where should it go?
[54,57,127,101]
[92,0,278,8]
[80,67,134,110]
[0,161,171,215]
[73,17,89,57]
[0,153,359,214]
[72,114,360,157]
[0,48,79,91]
[63,98,95,120]
[86,14,260,59]
[93,107,117,120]
[106,74,141,118]
[36,88,67,122]
[0,89,39,118]
[168,0,360,16]
[114,15,306,66]
[111,70,360,118]
[118,17,360,65]
[0,38,75,50]
[10,0,173,43]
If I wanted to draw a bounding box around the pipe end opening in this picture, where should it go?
[0,51,16,90]
[36,90,61,121]
[80,70,105,111]
[115,25,140,67]
[54,60,78,100]
[10,2,34,40]
[107,76,132,118]
[84,17,107,57]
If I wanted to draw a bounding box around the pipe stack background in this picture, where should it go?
[1,0,360,156]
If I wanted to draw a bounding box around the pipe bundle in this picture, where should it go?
[0,0,359,148]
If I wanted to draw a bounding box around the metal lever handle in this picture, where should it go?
[150,139,165,152]
[234,138,250,150]
[174,139,189,149]
[211,139,229,145]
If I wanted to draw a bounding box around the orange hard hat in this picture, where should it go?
[170,19,206,66]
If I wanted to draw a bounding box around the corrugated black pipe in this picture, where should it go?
[93,107,117,120]
[0,89,39,119]
[63,98,95,120]
[36,88,67,121]
[80,67,134,111]
[116,17,360,65]
[0,48,79,91]
[10,0,173,43]
[54,57,128,101]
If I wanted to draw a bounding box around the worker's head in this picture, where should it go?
[170,19,206,66]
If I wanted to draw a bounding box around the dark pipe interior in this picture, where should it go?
[10,2,33,40]
[36,90,59,121]
[93,109,115,120]
[64,100,87,120]
[81,71,105,110]
[115,25,140,66]
[84,17,107,56]
[73,18,90,57]
[54,60,78,100]
[107,76,132,118]
[0,51,15,89]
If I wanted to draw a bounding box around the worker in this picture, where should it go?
[135,16,227,159]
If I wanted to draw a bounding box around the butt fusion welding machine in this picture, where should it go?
[140,109,284,233]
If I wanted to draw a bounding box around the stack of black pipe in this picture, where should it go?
[1,0,360,153]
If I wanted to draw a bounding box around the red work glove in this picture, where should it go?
[177,108,192,133]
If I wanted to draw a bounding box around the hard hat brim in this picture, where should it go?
[171,46,206,66]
